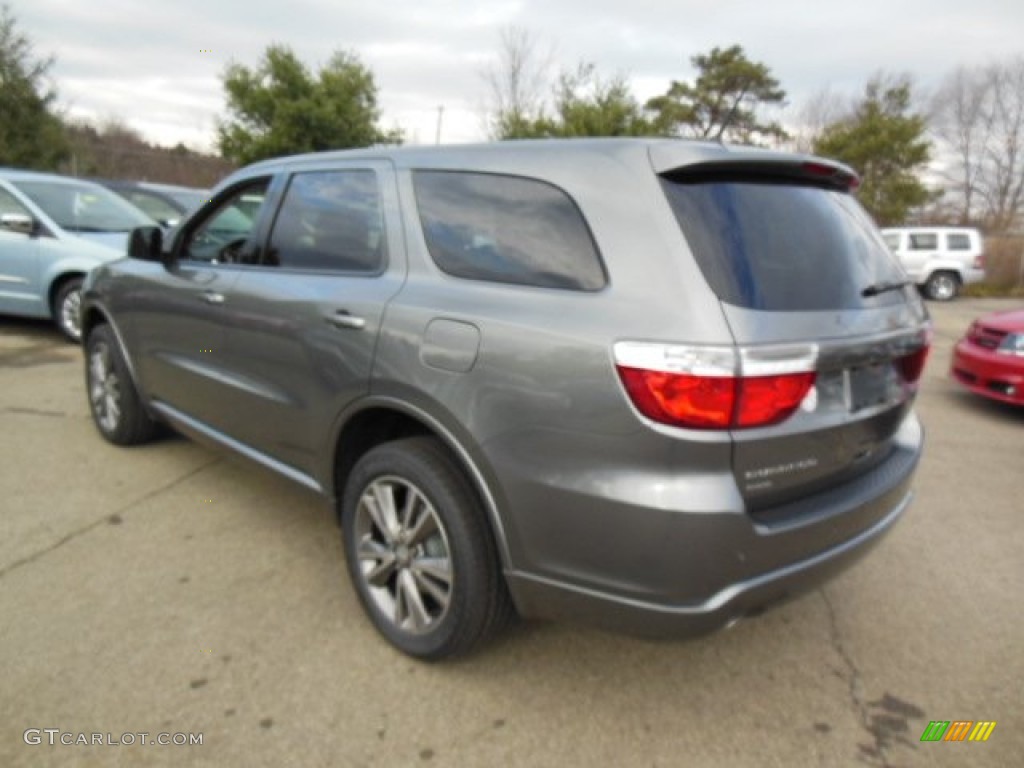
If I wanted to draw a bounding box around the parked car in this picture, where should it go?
[951,308,1024,405]
[0,169,155,341]
[81,139,930,659]
[880,226,985,301]
[93,180,210,228]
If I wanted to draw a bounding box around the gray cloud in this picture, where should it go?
[14,0,1024,150]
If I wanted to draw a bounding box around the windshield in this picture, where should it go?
[12,179,155,233]
[660,178,908,311]
[165,189,208,211]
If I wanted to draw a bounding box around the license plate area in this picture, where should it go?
[847,361,899,413]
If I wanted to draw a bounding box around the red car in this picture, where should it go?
[951,308,1024,405]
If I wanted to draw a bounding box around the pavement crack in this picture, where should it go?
[0,458,222,580]
[820,588,893,768]
[2,406,69,419]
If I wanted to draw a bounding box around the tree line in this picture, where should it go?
[2,4,1022,233]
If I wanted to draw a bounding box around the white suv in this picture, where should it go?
[881,226,985,301]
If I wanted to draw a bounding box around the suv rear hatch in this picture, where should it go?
[634,153,930,518]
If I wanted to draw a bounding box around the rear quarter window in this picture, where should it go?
[946,233,971,251]
[660,177,907,311]
[412,171,606,291]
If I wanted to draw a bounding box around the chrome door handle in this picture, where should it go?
[327,311,366,330]
[200,291,225,305]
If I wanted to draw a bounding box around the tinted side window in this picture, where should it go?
[267,170,385,273]
[412,171,606,291]
[946,233,970,251]
[909,233,937,250]
[183,179,270,263]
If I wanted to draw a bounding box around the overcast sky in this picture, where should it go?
[13,0,1024,152]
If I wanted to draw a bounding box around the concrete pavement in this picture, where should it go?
[1,299,1021,767]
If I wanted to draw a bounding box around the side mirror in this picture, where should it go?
[0,212,36,236]
[127,225,165,262]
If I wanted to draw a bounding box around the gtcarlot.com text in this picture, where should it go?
[24,729,203,746]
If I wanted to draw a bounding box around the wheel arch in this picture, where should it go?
[80,301,146,400]
[47,271,86,314]
[328,399,514,571]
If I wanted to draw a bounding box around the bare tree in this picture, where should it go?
[480,27,552,139]
[932,58,1024,232]
[791,86,849,153]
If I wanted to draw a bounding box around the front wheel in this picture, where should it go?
[85,325,159,445]
[340,437,514,660]
[53,277,84,342]
[924,271,960,301]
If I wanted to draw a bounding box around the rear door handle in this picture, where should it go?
[200,291,225,305]
[327,311,366,330]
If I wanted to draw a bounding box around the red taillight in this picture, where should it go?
[735,373,817,427]
[615,366,816,430]
[898,345,930,384]
[973,253,985,269]
[617,367,736,429]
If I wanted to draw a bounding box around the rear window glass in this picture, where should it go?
[412,171,606,291]
[660,178,906,311]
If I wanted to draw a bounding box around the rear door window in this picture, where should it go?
[909,233,938,250]
[660,177,906,310]
[412,171,606,291]
[266,170,385,273]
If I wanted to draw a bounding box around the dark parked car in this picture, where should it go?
[951,308,1024,405]
[81,139,930,659]
[94,180,209,228]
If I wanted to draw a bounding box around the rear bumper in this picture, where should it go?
[507,490,910,637]
[951,340,1024,405]
[962,267,986,286]
[500,413,922,638]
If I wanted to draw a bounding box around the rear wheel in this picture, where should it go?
[85,325,158,445]
[53,277,84,342]
[341,437,514,660]
[924,271,959,301]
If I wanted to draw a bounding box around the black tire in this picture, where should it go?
[85,324,158,445]
[53,277,84,343]
[340,437,514,660]
[924,271,960,301]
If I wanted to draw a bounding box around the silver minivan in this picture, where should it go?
[0,169,155,340]
[81,139,930,659]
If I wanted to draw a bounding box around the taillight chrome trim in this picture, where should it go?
[612,341,736,377]
[740,343,819,376]
[612,341,819,377]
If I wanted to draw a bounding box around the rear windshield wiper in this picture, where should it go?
[861,279,912,297]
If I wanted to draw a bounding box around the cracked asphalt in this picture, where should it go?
[1,299,1022,768]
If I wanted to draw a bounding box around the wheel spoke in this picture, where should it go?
[410,563,451,610]
[406,497,440,547]
[396,570,431,631]
[363,482,399,544]
[357,537,397,586]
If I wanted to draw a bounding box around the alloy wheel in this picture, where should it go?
[89,342,122,434]
[353,476,454,635]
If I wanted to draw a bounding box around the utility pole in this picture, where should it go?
[435,105,445,145]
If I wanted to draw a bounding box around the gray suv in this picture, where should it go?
[81,139,929,660]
